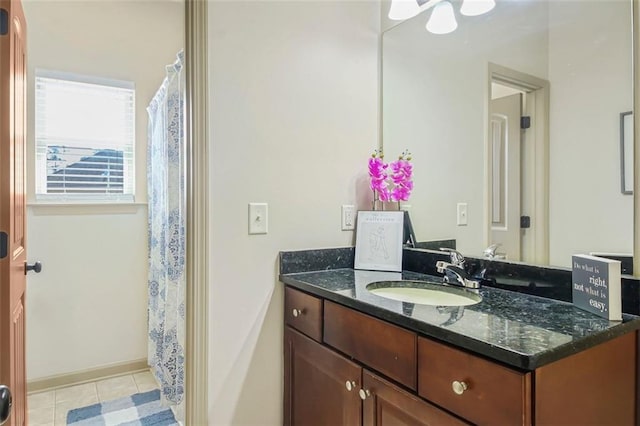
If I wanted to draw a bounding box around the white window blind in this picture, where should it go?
[35,70,135,202]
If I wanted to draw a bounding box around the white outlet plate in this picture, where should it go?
[342,205,355,230]
[249,203,268,234]
[457,203,468,226]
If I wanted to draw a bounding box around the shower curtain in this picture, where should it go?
[146,50,185,408]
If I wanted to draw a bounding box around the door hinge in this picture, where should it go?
[0,9,7,36]
[0,232,7,259]
[520,216,531,229]
[520,116,531,129]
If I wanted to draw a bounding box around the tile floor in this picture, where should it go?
[27,370,159,426]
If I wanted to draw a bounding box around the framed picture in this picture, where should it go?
[620,111,633,194]
[354,211,404,272]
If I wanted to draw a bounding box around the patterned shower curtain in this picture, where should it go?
[146,51,185,408]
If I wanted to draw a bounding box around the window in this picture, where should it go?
[35,70,135,202]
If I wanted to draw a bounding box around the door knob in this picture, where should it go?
[25,261,42,274]
[0,385,12,425]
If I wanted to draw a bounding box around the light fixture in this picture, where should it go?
[460,0,496,17]
[388,0,421,21]
[426,1,458,35]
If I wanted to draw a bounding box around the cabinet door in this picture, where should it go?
[362,370,469,426]
[284,327,362,426]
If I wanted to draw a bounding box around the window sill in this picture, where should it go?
[27,202,147,216]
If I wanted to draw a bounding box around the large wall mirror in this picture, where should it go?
[382,0,634,271]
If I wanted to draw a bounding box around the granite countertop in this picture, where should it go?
[280,268,640,370]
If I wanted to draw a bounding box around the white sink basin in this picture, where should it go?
[366,280,482,307]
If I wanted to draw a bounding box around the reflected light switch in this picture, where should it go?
[457,202,468,226]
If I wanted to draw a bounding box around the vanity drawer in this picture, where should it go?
[285,287,322,342]
[324,301,417,390]
[418,337,531,425]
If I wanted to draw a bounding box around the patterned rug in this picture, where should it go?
[66,389,179,425]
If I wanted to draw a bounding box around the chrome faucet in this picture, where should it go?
[483,243,505,260]
[436,261,480,289]
[439,248,465,267]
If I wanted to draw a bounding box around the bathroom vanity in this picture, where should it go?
[280,252,640,425]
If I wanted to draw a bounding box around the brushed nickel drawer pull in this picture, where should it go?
[359,389,371,400]
[452,380,468,395]
[345,380,356,392]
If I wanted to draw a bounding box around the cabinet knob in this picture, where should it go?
[358,389,371,400]
[292,308,303,317]
[345,380,356,392]
[452,380,468,395]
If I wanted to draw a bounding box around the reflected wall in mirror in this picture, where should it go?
[383,0,633,269]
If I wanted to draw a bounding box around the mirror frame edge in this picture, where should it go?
[634,0,639,277]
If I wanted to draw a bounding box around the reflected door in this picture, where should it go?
[0,0,28,424]
[489,93,522,260]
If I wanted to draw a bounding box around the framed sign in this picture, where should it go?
[572,254,622,321]
[355,211,404,272]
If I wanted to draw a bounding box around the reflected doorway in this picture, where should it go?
[486,64,550,264]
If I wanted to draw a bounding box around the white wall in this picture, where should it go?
[548,0,633,265]
[208,1,380,424]
[23,1,183,380]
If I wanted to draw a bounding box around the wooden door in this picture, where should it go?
[0,0,27,425]
[362,370,468,426]
[489,93,522,260]
[284,327,362,426]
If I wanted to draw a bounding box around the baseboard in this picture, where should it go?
[27,358,149,394]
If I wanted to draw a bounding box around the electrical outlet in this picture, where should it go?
[248,203,268,234]
[457,203,468,226]
[342,205,355,231]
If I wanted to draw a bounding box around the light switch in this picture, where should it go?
[457,203,468,226]
[249,203,268,234]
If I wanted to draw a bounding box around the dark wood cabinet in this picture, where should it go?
[324,301,417,390]
[535,332,636,425]
[418,336,532,425]
[285,287,323,342]
[283,286,639,425]
[284,325,463,426]
[284,327,361,426]
[362,370,468,426]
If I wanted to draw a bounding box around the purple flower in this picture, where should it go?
[390,159,413,184]
[368,156,389,192]
[368,150,413,205]
[388,158,413,202]
[378,185,391,202]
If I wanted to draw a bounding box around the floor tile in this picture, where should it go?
[28,406,55,426]
[55,382,97,404]
[96,374,138,402]
[28,389,55,409]
[133,370,159,392]
[54,394,99,426]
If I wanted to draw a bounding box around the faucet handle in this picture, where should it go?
[436,260,450,273]
[439,248,465,267]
